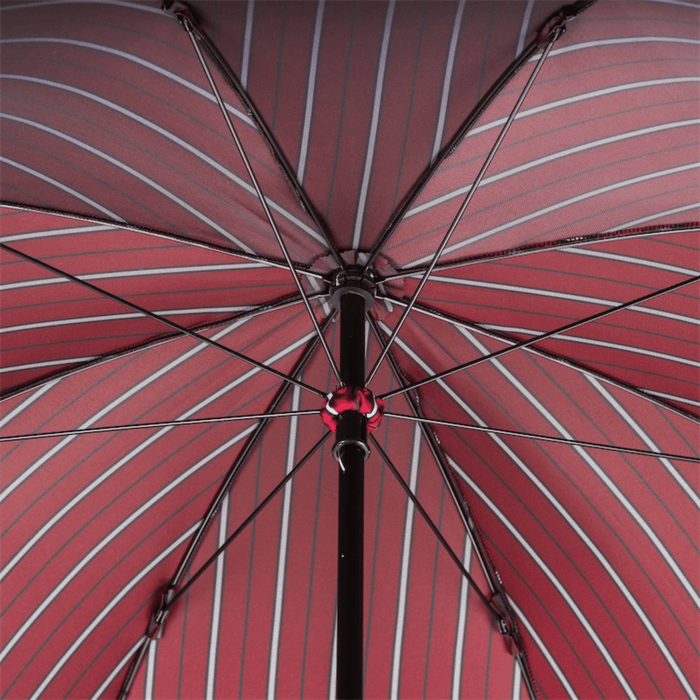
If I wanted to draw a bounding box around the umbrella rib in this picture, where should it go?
[368,315,541,699]
[182,18,342,385]
[167,311,335,590]
[385,413,700,463]
[377,294,700,423]
[117,431,331,700]
[118,316,333,698]
[365,29,562,386]
[0,242,326,397]
[381,222,700,282]
[0,292,316,403]
[0,201,326,280]
[170,13,345,271]
[368,316,500,592]
[0,410,320,443]
[380,274,700,402]
[368,434,496,614]
[362,12,544,271]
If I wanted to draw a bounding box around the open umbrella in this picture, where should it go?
[1,0,698,698]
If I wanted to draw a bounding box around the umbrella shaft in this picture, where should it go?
[336,291,367,698]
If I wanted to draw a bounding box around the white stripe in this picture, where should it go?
[1,75,325,245]
[605,202,700,231]
[516,0,535,57]
[352,0,395,249]
[28,524,200,700]
[0,38,253,126]
[425,274,699,327]
[455,327,700,697]
[464,77,700,140]
[446,458,637,700]
[481,324,700,369]
[407,162,700,265]
[1,113,255,252]
[267,384,301,699]
[0,307,252,333]
[564,248,699,276]
[0,357,95,374]
[145,638,157,700]
[1,223,111,242]
[382,324,693,697]
[90,637,145,700]
[0,423,257,666]
[240,0,255,90]
[206,492,229,700]
[1,313,143,333]
[0,263,257,295]
[431,0,465,162]
[297,0,324,185]
[450,536,472,700]
[507,598,576,700]
[0,156,122,220]
[390,423,421,700]
[544,36,700,60]
[587,376,700,509]
[511,657,522,700]
[329,610,338,699]
[1,0,163,13]
[406,120,700,221]
[646,389,700,408]
[0,380,56,428]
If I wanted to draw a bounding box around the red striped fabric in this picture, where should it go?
[1,1,698,699]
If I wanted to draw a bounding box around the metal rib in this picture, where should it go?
[171,14,345,270]
[183,18,342,384]
[384,413,700,463]
[368,434,495,612]
[1,242,326,397]
[365,30,562,385]
[1,200,326,280]
[169,431,331,607]
[380,223,700,282]
[0,292,315,402]
[376,294,700,424]
[380,274,699,400]
[0,410,320,442]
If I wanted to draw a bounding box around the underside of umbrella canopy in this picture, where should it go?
[1,1,698,698]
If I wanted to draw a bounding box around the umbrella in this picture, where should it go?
[1,0,698,697]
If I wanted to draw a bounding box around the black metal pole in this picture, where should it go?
[335,291,367,700]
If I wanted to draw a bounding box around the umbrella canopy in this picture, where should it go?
[1,1,698,698]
